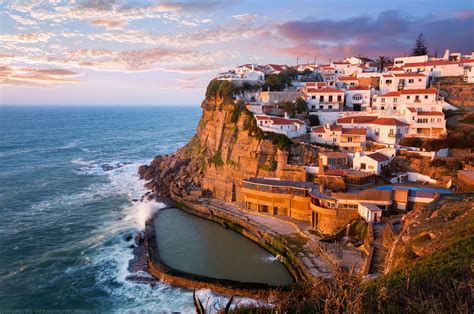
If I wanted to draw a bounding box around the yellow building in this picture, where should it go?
[241,178,315,221]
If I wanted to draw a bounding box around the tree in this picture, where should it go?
[308,114,320,127]
[411,33,428,56]
[295,98,308,114]
[376,56,390,72]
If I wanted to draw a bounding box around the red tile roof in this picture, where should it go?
[311,87,344,94]
[367,152,390,162]
[380,91,401,97]
[342,128,367,135]
[407,107,416,113]
[337,76,358,81]
[312,126,325,133]
[348,86,370,91]
[371,117,409,126]
[400,88,436,95]
[393,73,426,77]
[403,60,459,68]
[417,111,444,116]
[337,116,378,124]
[460,59,474,64]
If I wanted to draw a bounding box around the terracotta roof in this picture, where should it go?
[333,62,351,65]
[371,117,409,126]
[255,115,271,120]
[403,60,459,68]
[367,152,390,162]
[337,116,378,124]
[400,88,436,95]
[312,87,344,94]
[342,128,367,135]
[393,73,426,77]
[407,107,416,113]
[337,76,358,81]
[417,111,444,116]
[330,125,343,131]
[348,86,370,91]
[460,59,474,64]
[312,126,326,133]
[379,91,401,97]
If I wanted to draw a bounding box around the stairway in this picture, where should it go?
[369,224,388,275]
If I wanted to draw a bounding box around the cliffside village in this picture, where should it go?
[213,49,474,237]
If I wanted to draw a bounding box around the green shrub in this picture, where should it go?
[205,79,235,97]
[209,151,224,166]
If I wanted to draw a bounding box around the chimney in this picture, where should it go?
[284,112,289,119]
[325,122,330,129]
[251,63,255,71]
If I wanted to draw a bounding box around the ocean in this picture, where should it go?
[0,105,209,312]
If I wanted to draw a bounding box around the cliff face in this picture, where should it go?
[138,96,318,202]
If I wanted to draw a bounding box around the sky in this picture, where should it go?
[0,0,473,106]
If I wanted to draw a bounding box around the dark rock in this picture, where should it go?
[129,244,136,249]
[124,234,133,242]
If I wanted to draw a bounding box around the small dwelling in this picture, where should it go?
[255,114,307,138]
[358,202,383,222]
[353,152,391,175]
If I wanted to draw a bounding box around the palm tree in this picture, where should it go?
[376,56,390,73]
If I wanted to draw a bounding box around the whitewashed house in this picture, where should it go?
[353,151,391,175]
[305,88,344,111]
[255,114,307,138]
[311,124,367,152]
[404,108,446,138]
[403,60,463,78]
[379,73,427,93]
[393,55,428,67]
[336,76,359,89]
[344,86,371,111]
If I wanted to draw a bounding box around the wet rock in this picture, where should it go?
[124,234,133,242]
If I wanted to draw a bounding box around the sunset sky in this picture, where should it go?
[1,0,473,105]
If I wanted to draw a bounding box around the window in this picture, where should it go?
[319,105,323,109]
[328,95,333,102]
[437,118,441,122]
[319,95,324,102]
[393,106,397,110]
[328,105,333,109]
[381,98,385,103]
[386,79,392,84]
[332,138,336,143]
[407,96,411,99]
[419,79,422,82]
[311,95,316,99]
[381,106,385,110]
[337,95,342,101]
[409,79,414,83]
[430,118,435,122]
[360,163,366,170]
[348,137,353,142]
[425,95,428,99]
[393,98,397,103]
[415,95,420,101]
[318,134,322,137]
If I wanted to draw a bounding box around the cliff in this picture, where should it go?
[138,96,318,202]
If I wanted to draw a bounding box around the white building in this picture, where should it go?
[353,151,391,175]
[255,114,307,138]
[393,55,428,67]
[305,88,345,111]
[379,73,427,93]
[311,124,367,152]
[463,66,474,83]
[344,86,371,111]
[358,203,383,222]
[336,76,359,89]
[217,64,266,86]
[403,60,463,78]
[404,108,446,138]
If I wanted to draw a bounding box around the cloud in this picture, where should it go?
[90,18,126,29]
[0,32,52,43]
[275,10,474,58]
[0,65,80,87]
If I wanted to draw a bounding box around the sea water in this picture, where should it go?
[0,105,290,312]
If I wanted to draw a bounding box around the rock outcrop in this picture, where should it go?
[139,96,318,202]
